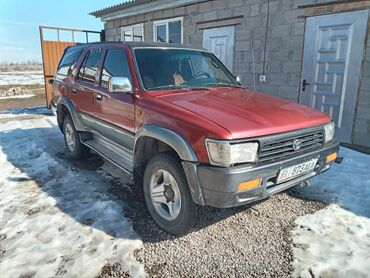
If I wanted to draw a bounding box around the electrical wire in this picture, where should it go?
[250,38,256,91]
[262,0,270,75]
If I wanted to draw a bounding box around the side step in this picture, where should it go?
[83,137,133,174]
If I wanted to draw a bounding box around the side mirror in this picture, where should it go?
[108,77,132,93]
[235,75,241,84]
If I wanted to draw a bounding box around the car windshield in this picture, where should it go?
[134,48,241,91]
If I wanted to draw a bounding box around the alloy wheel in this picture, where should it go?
[149,169,182,221]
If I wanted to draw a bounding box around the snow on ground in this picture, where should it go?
[291,147,370,277]
[0,94,34,100]
[0,106,51,119]
[293,147,370,217]
[1,107,369,277]
[0,110,145,277]
[0,71,44,85]
[292,204,370,277]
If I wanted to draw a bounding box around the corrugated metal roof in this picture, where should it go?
[90,0,156,17]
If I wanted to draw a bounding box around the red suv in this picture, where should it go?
[51,42,339,235]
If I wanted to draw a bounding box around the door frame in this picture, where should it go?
[299,9,369,143]
[202,25,235,72]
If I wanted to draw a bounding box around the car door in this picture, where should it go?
[92,46,135,151]
[73,47,103,129]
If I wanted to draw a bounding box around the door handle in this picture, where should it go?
[72,88,77,94]
[302,79,310,91]
[95,93,102,101]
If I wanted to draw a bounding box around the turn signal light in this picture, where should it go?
[238,178,262,192]
[326,152,337,164]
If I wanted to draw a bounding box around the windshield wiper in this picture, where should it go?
[148,85,190,90]
[201,82,242,88]
[148,84,209,91]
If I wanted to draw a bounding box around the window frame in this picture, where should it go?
[98,47,133,90]
[121,23,144,42]
[132,47,239,92]
[76,47,103,85]
[153,17,184,44]
[55,45,84,81]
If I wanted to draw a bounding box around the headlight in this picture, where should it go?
[324,122,335,143]
[206,139,259,167]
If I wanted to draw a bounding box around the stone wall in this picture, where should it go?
[102,0,370,147]
[353,18,370,147]
[104,0,306,101]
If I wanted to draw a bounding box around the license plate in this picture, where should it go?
[277,158,318,183]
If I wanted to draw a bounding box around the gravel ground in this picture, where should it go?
[101,163,325,278]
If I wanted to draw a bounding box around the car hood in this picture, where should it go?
[154,87,331,139]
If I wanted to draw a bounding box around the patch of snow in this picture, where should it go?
[292,204,370,278]
[291,147,370,277]
[0,106,51,119]
[0,71,44,85]
[292,147,370,217]
[0,115,145,277]
[0,94,34,100]
[0,71,43,75]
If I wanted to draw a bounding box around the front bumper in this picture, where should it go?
[184,140,339,208]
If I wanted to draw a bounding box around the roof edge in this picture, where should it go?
[90,0,200,21]
[90,0,153,17]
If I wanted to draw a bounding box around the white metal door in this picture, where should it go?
[203,26,235,71]
[300,10,369,143]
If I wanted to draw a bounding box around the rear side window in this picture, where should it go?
[77,49,102,84]
[100,49,132,88]
[56,46,83,80]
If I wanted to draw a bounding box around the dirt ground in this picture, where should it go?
[0,94,46,110]
[105,171,324,278]
[0,85,46,110]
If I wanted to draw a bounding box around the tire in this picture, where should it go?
[63,115,90,160]
[143,153,196,235]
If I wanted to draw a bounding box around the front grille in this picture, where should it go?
[258,130,324,162]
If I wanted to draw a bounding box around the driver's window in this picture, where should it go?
[100,49,132,88]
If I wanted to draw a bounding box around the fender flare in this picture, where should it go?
[57,96,86,131]
[135,125,205,205]
[134,124,198,162]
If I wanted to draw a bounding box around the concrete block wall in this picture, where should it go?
[353,18,370,147]
[104,0,306,101]
[230,0,305,101]
[103,0,370,147]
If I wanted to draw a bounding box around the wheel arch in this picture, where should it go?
[133,125,205,206]
[56,96,85,132]
[134,125,198,162]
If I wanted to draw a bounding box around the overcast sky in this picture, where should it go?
[0,0,122,63]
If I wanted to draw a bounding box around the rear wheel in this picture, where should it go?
[63,116,89,160]
[143,153,196,235]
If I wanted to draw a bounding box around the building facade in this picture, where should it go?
[91,0,370,148]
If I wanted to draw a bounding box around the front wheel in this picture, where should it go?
[143,153,196,235]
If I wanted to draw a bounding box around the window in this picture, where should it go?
[100,49,132,88]
[153,17,183,44]
[121,24,144,42]
[134,48,240,91]
[77,49,102,83]
[56,46,84,80]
